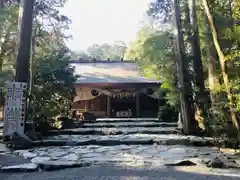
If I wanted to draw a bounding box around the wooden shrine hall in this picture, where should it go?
[70,60,161,118]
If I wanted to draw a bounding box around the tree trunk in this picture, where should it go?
[0,0,5,71]
[189,0,211,131]
[15,0,34,83]
[0,0,4,8]
[173,0,196,135]
[205,16,219,93]
[0,0,3,108]
[204,1,220,101]
[228,0,234,31]
[190,0,206,94]
[202,0,239,132]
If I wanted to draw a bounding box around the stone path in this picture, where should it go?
[1,118,240,175]
[12,145,221,167]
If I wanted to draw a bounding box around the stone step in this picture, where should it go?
[84,119,167,123]
[88,118,168,123]
[96,118,159,121]
[33,134,214,147]
[46,127,179,136]
[80,122,177,128]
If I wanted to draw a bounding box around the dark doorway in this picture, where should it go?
[139,94,158,118]
[111,97,136,118]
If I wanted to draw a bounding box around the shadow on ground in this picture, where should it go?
[1,164,240,180]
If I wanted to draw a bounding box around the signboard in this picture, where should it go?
[3,82,27,137]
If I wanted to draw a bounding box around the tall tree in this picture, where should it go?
[202,0,240,132]
[173,0,196,134]
[1,0,76,127]
[204,14,220,96]
[86,42,127,60]
[187,0,211,130]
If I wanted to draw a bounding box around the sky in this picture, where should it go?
[60,0,151,52]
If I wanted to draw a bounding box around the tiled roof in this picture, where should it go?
[71,61,161,84]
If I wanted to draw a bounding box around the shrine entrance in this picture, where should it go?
[111,96,136,118]
[71,61,161,119]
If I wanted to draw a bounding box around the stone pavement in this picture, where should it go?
[10,145,226,169]
[0,118,240,176]
[3,164,240,180]
[0,142,33,173]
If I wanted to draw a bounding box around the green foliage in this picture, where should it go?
[73,41,127,60]
[1,1,76,127]
[124,28,179,109]
[28,48,77,120]
[126,0,240,140]
[147,0,173,23]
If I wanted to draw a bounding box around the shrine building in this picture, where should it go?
[71,60,161,118]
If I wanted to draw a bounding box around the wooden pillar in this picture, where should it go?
[107,96,111,118]
[136,92,140,118]
[87,100,90,111]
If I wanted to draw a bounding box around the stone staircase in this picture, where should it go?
[41,118,212,147]
[1,118,232,172]
[0,119,213,147]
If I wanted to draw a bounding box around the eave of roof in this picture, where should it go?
[70,60,161,85]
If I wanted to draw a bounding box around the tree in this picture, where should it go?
[183,0,211,131]
[141,0,199,134]
[0,0,71,82]
[71,51,90,60]
[124,27,180,121]
[0,0,77,132]
[202,0,240,132]
[173,0,197,134]
[85,41,127,60]
[147,0,173,23]
[0,4,18,107]
[29,48,77,122]
[130,0,240,139]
